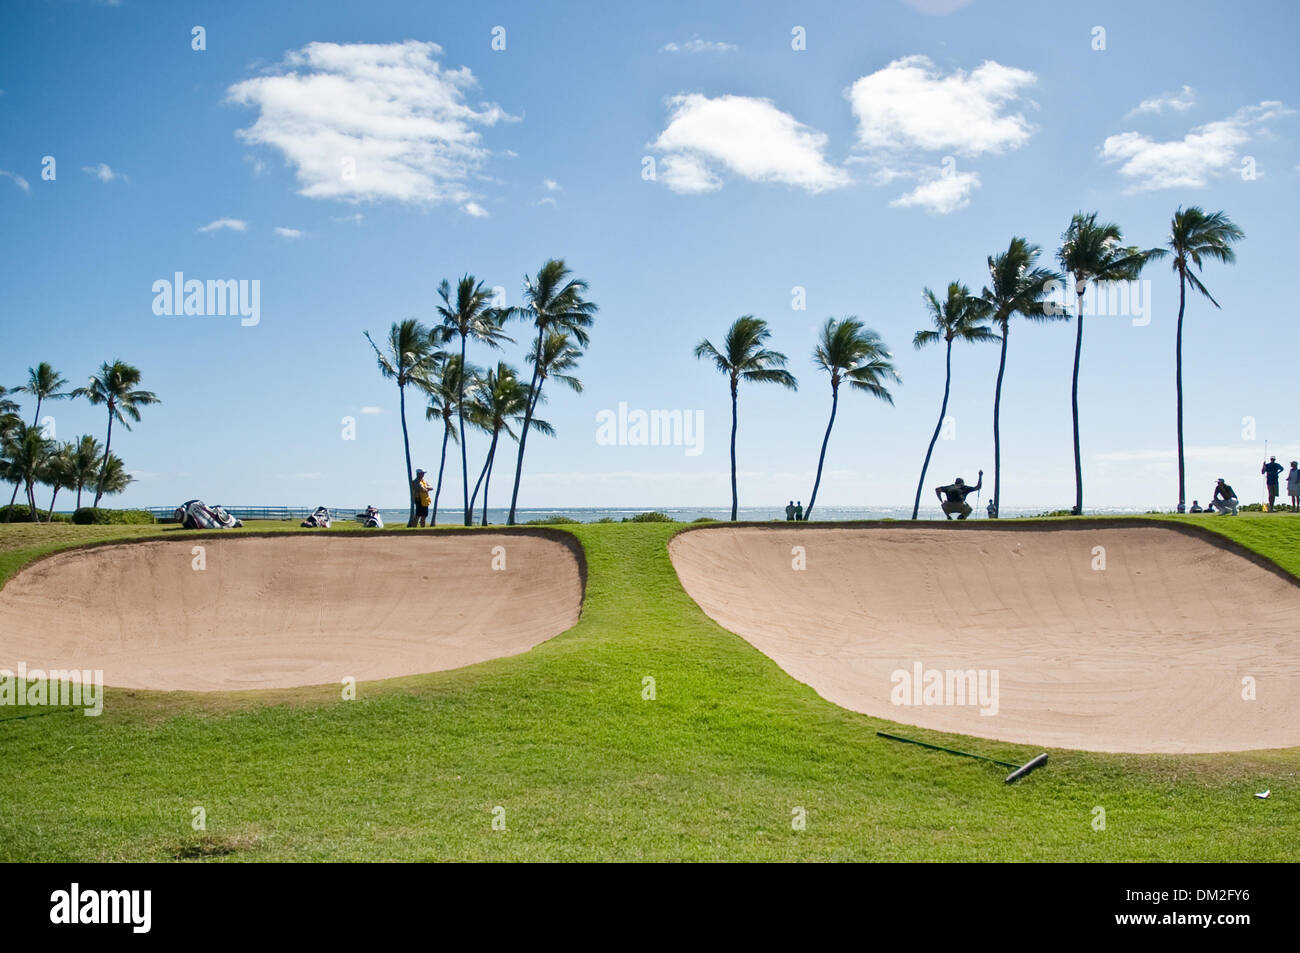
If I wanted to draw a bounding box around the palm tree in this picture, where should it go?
[40,442,77,522]
[503,259,597,525]
[66,434,104,510]
[1057,213,1160,515]
[7,362,70,513]
[0,386,19,434]
[976,238,1066,518]
[96,451,133,500]
[1,423,55,516]
[435,276,512,525]
[419,355,468,527]
[364,320,442,526]
[695,316,798,520]
[910,283,998,520]
[70,361,160,508]
[0,386,21,521]
[806,317,899,520]
[466,363,549,526]
[1156,207,1243,510]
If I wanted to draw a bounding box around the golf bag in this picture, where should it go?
[361,506,383,528]
[301,506,331,528]
[174,499,243,529]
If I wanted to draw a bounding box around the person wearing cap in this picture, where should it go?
[1288,461,1300,512]
[935,470,982,520]
[1262,456,1284,510]
[785,500,796,521]
[410,468,432,527]
[1209,477,1238,516]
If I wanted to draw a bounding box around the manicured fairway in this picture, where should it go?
[0,516,1296,861]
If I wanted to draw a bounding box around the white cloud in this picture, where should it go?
[333,212,365,225]
[535,196,558,208]
[1130,85,1197,116]
[197,218,248,233]
[463,201,488,217]
[660,36,738,54]
[903,0,974,13]
[890,169,980,213]
[543,178,561,191]
[359,406,384,415]
[274,226,303,239]
[0,169,30,193]
[650,93,850,194]
[1101,101,1292,192]
[81,162,127,183]
[847,55,1037,157]
[227,40,512,206]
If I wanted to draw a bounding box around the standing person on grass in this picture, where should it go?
[411,468,432,528]
[1287,461,1300,512]
[1262,456,1284,510]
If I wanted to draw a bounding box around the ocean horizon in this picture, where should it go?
[138,503,1174,524]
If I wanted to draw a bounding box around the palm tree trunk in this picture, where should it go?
[481,437,498,526]
[76,481,84,510]
[93,409,114,508]
[458,334,470,526]
[47,485,59,522]
[26,479,37,514]
[806,383,839,520]
[729,378,739,521]
[399,381,415,527]
[505,327,545,526]
[1175,269,1187,511]
[912,340,953,520]
[1071,290,1085,515]
[469,430,498,517]
[432,419,451,527]
[991,322,1009,518]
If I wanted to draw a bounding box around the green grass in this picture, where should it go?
[0,515,1296,861]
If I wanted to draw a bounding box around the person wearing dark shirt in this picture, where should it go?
[794,501,804,521]
[1210,478,1238,516]
[1262,456,1284,510]
[785,501,796,521]
[935,470,982,520]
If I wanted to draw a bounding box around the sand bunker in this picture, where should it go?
[0,533,582,691]
[670,524,1300,753]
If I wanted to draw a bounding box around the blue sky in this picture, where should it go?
[1,0,1296,512]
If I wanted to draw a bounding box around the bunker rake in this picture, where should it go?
[877,730,1049,784]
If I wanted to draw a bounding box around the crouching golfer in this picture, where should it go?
[1210,478,1239,516]
[410,468,432,527]
[935,470,982,520]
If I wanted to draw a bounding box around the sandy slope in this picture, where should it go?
[670,524,1300,753]
[0,533,582,691]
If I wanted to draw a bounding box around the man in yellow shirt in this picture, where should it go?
[410,468,432,527]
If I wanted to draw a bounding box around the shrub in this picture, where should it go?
[0,504,37,523]
[623,511,675,523]
[71,507,156,525]
[691,516,719,523]
[0,505,73,523]
[524,515,580,525]
[594,517,616,523]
